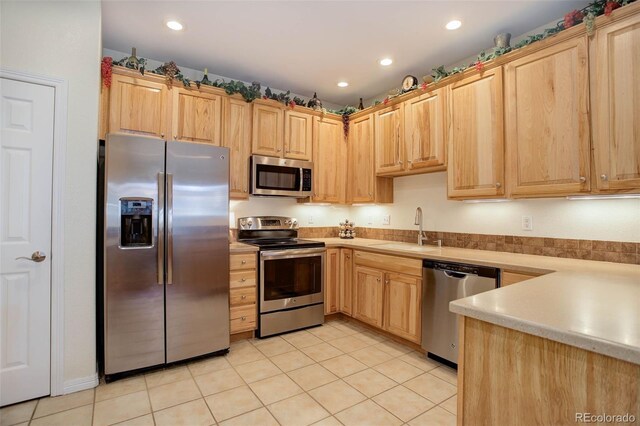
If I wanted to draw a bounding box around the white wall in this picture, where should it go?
[231,198,350,229]
[103,48,343,111]
[1,1,101,386]
[350,173,640,242]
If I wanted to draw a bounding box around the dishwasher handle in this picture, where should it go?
[443,270,469,279]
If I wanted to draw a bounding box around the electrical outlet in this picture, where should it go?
[522,216,533,231]
[308,216,314,225]
[382,214,391,225]
[368,216,374,225]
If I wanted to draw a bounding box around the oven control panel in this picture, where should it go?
[237,216,298,230]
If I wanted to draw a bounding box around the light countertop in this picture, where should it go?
[316,238,640,364]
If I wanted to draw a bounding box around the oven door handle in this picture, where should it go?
[260,248,326,259]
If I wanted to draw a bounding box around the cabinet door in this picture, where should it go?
[447,68,504,199]
[223,98,251,199]
[312,117,346,203]
[353,266,384,328]
[506,36,590,197]
[325,248,340,314]
[404,88,446,171]
[375,104,404,174]
[592,13,640,191]
[383,273,421,343]
[284,110,313,160]
[172,88,222,145]
[252,103,284,157]
[109,73,169,138]
[339,249,353,316]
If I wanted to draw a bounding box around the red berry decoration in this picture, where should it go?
[101,57,113,88]
[383,97,390,105]
[475,61,485,72]
[604,1,620,16]
[563,9,584,29]
[289,100,296,109]
[420,82,428,91]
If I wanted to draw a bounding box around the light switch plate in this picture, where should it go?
[522,216,533,231]
[368,216,374,225]
[382,214,391,225]
[308,216,314,225]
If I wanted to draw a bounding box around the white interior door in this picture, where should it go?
[0,77,54,406]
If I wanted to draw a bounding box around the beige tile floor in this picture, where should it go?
[1,319,457,426]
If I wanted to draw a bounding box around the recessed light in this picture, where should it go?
[446,20,462,30]
[337,81,349,88]
[379,58,393,66]
[166,20,183,31]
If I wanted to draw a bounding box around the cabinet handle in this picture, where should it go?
[173,135,177,140]
[346,255,350,259]
[579,176,586,183]
[495,182,502,188]
[241,260,247,265]
[244,186,247,192]
[241,277,246,282]
[277,148,282,152]
[376,278,381,282]
[161,133,165,138]
[241,295,247,299]
[241,316,247,321]
[600,174,608,181]
[385,280,390,285]
[368,192,373,197]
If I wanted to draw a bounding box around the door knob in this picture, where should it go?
[16,251,46,263]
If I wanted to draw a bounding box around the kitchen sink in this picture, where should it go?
[369,242,440,252]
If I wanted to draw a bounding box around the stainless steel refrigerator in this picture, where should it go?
[102,134,229,379]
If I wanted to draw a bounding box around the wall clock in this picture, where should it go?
[402,75,418,92]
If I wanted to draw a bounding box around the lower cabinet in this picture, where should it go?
[352,251,422,343]
[229,252,257,334]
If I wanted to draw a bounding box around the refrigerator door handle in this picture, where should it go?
[157,172,165,285]
[167,173,174,285]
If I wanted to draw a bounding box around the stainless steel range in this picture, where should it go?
[237,216,325,337]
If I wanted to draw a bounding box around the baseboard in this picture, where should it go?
[63,372,99,394]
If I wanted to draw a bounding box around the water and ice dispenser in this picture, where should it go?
[120,199,153,248]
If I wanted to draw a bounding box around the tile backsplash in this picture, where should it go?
[296,227,640,265]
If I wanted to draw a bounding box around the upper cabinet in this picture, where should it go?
[251,102,284,157]
[223,97,252,199]
[375,104,405,174]
[447,67,505,199]
[403,88,447,172]
[591,11,640,192]
[349,113,393,204]
[109,73,169,138]
[310,116,346,203]
[284,110,313,161]
[171,88,222,145]
[505,36,591,197]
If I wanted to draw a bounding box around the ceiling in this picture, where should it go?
[102,0,590,106]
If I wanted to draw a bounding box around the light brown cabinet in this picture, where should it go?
[339,248,353,316]
[403,88,447,173]
[591,11,640,192]
[325,248,340,315]
[505,36,591,197]
[501,270,543,286]
[375,104,405,174]
[171,87,222,145]
[447,67,505,199]
[354,266,385,328]
[348,113,393,203]
[229,252,257,334]
[309,116,346,203]
[109,73,170,138]
[383,273,421,343]
[353,250,422,343]
[284,110,313,161]
[251,102,284,157]
[223,98,252,199]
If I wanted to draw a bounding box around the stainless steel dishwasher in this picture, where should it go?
[421,260,499,367]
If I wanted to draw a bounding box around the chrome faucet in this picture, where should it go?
[414,207,442,248]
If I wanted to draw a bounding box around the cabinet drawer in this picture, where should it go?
[230,287,256,306]
[354,250,422,277]
[230,270,256,289]
[230,253,256,271]
[230,305,257,333]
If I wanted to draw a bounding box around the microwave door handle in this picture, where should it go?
[300,167,304,193]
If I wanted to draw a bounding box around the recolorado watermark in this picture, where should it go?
[576,413,636,423]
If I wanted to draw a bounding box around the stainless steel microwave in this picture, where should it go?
[250,155,313,198]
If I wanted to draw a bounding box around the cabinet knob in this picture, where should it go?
[174,135,177,140]
[600,174,608,181]
[244,187,248,192]
[241,295,247,299]
[495,182,502,188]
[399,160,403,165]
[368,192,373,197]
[376,278,381,282]
[241,277,246,282]
[579,176,586,183]
[346,255,350,259]
[160,133,165,138]
[241,316,247,321]
[408,160,412,164]
[277,148,282,152]
[241,260,246,264]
